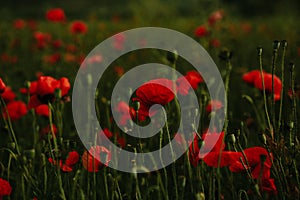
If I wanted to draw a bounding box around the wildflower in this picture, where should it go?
[209,39,221,48]
[70,21,87,34]
[202,146,277,194]
[35,104,49,117]
[45,8,66,22]
[243,70,282,101]
[132,78,175,121]
[188,131,225,166]
[206,100,223,113]
[176,70,203,95]
[40,124,57,138]
[34,31,51,49]
[0,78,6,94]
[208,10,224,26]
[48,151,79,172]
[0,178,12,199]
[2,101,27,121]
[114,101,132,126]
[28,76,71,109]
[112,33,125,50]
[13,19,26,29]
[82,146,111,172]
[1,87,16,103]
[114,66,124,77]
[194,25,209,38]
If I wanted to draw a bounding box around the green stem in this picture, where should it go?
[277,40,287,136]
[257,47,273,139]
[0,97,21,155]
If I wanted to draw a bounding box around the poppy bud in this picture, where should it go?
[133,101,140,111]
[7,142,16,150]
[257,46,263,56]
[273,40,280,50]
[0,78,6,94]
[228,134,236,144]
[289,62,295,72]
[166,50,178,65]
[281,40,287,48]
[218,48,232,61]
[24,149,36,159]
[259,133,267,145]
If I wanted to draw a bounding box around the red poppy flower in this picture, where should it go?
[48,151,79,172]
[28,76,71,109]
[82,146,111,172]
[112,33,125,50]
[0,178,12,199]
[114,66,124,77]
[35,104,49,117]
[43,53,61,64]
[176,71,203,95]
[209,39,221,48]
[1,87,16,103]
[2,101,27,121]
[0,78,6,94]
[243,70,282,101]
[188,131,225,166]
[34,31,51,49]
[20,81,37,95]
[52,39,63,49]
[208,10,224,26]
[206,100,223,113]
[133,78,175,121]
[70,21,87,34]
[114,101,133,126]
[202,146,277,194]
[13,19,26,29]
[40,124,57,138]
[136,78,175,105]
[45,8,66,22]
[194,25,209,37]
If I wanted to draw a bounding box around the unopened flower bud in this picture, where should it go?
[167,50,178,64]
[228,134,236,144]
[273,40,280,50]
[257,46,263,56]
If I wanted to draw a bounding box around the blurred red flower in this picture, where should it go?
[194,25,209,37]
[70,21,88,34]
[114,101,133,126]
[112,33,125,50]
[176,70,203,95]
[43,53,61,64]
[0,178,12,199]
[82,146,111,172]
[114,66,124,77]
[2,100,27,121]
[40,124,57,138]
[13,19,26,29]
[48,151,79,172]
[46,8,66,22]
[1,87,16,103]
[34,31,51,49]
[208,10,224,26]
[243,70,282,101]
[52,39,63,49]
[35,104,49,117]
[209,39,221,48]
[0,78,6,94]
[206,100,223,113]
